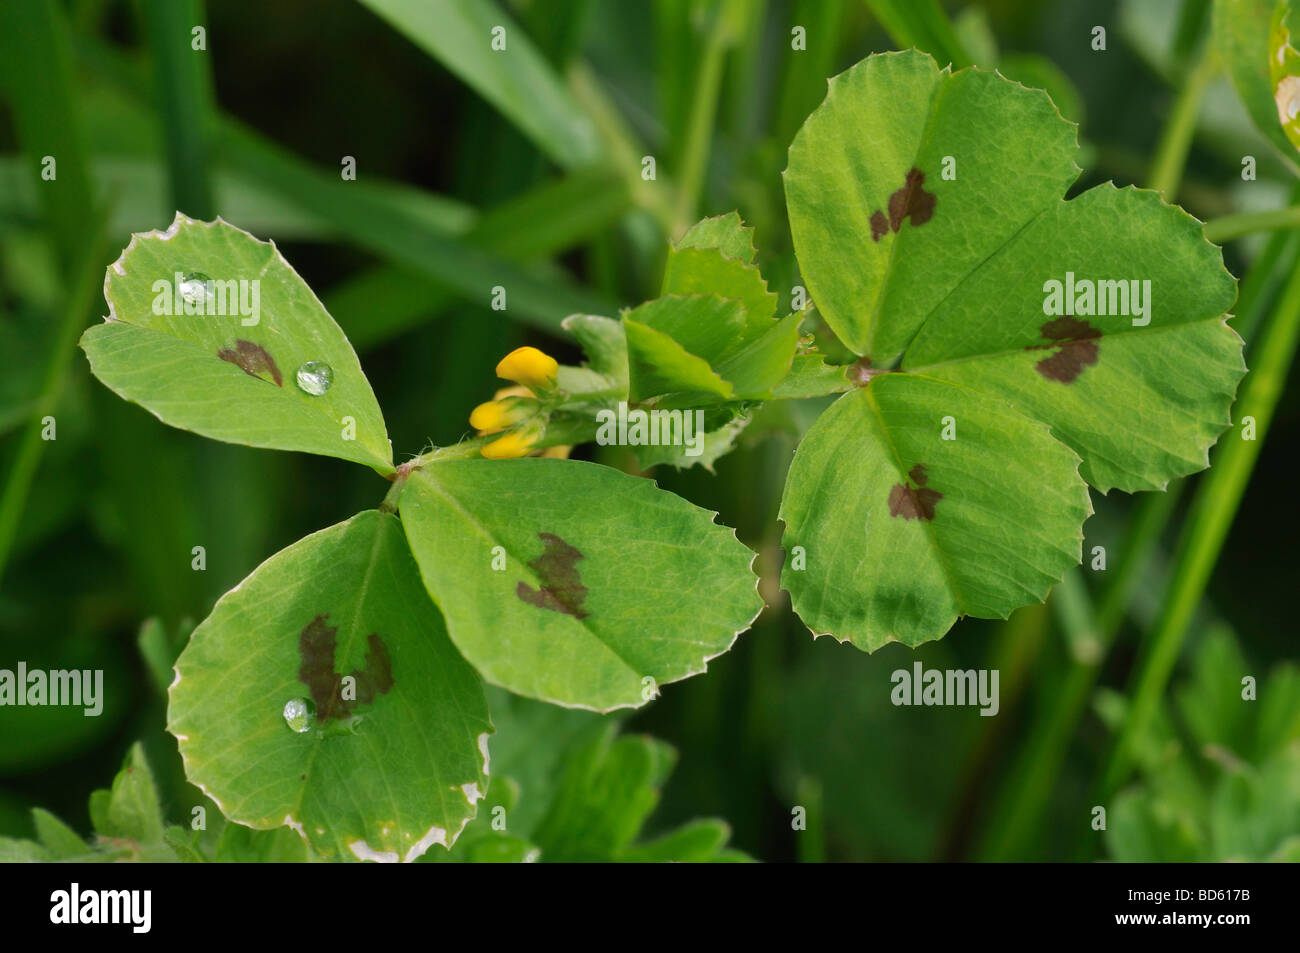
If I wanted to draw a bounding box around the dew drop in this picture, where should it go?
[295,361,333,396]
[283,698,314,733]
[179,272,213,304]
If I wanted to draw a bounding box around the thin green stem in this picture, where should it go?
[1147,52,1216,200]
[1095,255,1300,805]
[673,0,746,232]
[1204,205,1300,244]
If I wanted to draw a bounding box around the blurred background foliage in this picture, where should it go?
[0,0,1296,861]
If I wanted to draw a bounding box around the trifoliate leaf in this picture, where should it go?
[623,214,798,404]
[399,459,762,712]
[81,214,393,472]
[169,510,491,862]
[778,50,1242,648]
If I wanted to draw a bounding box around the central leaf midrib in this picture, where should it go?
[904,313,1232,375]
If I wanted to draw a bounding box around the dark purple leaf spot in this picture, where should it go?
[870,168,936,243]
[217,339,283,387]
[889,463,942,521]
[516,532,589,620]
[870,211,889,242]
[297,614,394,722]
[1025,316,1100,384]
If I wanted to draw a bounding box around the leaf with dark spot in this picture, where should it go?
[516,532,590,620]
[297,613,393,721]
[217,339,283,387]
[1025,316,1100,384]
[889,462,942,521]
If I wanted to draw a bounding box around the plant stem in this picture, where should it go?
[1204,204,1300,244]
[1147,52,1216,200]
[673,0,746,233]
[1094,254,1300,805]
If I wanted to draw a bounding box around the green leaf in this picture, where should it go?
[528,723,748,862]
[0,838,48,862]
[624,296,799,403]
[785,50,1079,361]
[618,819,736,862]
[356,0,600,168]
[902,184,1242,494]
[82,214,393,472]
[675,211,758,263]
[1217,0,1300,162]
[31,808,90,859]
[168,510,492,862]
[771,353,853,399]
[712,313,803,396]
[780,375,1091,649]
[400,459,762,712]
[95,743,166,846]
[624,311,735,403]
[661,246,777,325]
[778,51,1243,648]
[630,407,752,472]
[530,724,671,861]
[562,313,629,395]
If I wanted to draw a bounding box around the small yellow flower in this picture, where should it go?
[495,346,558,391]
[540,444,571,459]
[468,397,534,434]
[481,429,539,460]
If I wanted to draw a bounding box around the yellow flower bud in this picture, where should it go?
[481,429,538,460]
[540,444,571,459]
[468,397,534,434]
[493,385,535,401]
[495,346,558,390]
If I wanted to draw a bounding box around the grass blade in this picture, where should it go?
[356,0,602,168]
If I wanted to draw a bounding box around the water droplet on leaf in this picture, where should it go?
[179,272,213,304]
[295,361,333,396]
[283,697,314,733]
